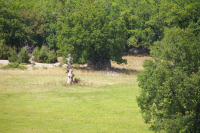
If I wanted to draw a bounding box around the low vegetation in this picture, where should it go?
[18,48,30,64]
[33,47,57,63]
[0,40,10,60]
[1,62,28,70]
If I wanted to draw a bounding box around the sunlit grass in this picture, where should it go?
[0,56,153,133]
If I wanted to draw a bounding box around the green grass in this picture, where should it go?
[0,59,152,132]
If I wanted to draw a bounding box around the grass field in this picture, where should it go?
[0,56,153,133]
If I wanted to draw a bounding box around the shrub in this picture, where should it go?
[8,47,18,62]
[38,48,48,63]
[8,48,30,63]
[0,40,11,59]
[18,48,30,63]
[32,47,40,62]
[61,56,67,64]
[1,62,28,70]
[46,50,57,63]
[33,47,57,63]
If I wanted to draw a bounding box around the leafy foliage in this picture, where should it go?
[33,47,48,63]
[8,47,30,63]
[33,47,57,63]
[1,62,27,70]
[18,48,30,64]
[1,0,200,59]
[47,50,57,63]
[0,0,27,47]
[8,47,18,63]
[32,47,40,62]
[0,40,10,59]
[137,27,200,132]
[18,10,45,47]
[57,3,127,66]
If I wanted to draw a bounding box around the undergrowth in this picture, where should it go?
[1,63,28,70]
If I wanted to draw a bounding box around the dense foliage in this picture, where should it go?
[1,62,28,70]
[8,47,18,63]
[137,28,200,132]
[0,40,10,59]
[18,48,30,64]
[57,3,126,64]
[33,47,57,63]
[1,0,200,65]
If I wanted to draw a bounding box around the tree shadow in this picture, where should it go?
[110,67,141,75]
[73,66,141,75]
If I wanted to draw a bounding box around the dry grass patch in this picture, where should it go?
[112,55,151,71]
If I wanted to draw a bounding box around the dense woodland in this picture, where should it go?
[1,0,200,64]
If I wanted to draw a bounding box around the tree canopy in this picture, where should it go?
[137,27,200,132]
[1,0,200,56]
[57,3,127,65]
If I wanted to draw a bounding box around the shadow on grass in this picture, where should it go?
[110,67,141,75]
[73,66,141,75]
[124,53,151,57]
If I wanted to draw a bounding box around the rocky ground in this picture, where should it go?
[0,60,10,64]
[0,60,63,67]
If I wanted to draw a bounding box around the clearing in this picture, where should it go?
[0,55,152,133]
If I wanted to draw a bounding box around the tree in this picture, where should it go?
[137,27,200,132]
[0,3,25,48]
[33,0,62,50]
[19,10,45,47]
[57,3,126,69]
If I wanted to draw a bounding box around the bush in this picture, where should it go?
[32,47,40,62]
[61,56,67,64]
[47,50,57,63]
[0,40,11,59]
[8,48,30,63]
[38,48,48,63]
[33,47,57,63]
[1,62,28,70]
[18,48,30,63]
[8,47,18,62]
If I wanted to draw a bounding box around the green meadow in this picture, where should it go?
[0,56,153,133]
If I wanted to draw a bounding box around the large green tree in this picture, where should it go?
[0,0,25,47]
[1,0,200,59]
[19,9,45,47]
[137,27,200,132]
[57,3,126,68]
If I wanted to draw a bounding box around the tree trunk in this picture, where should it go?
[87,59,111,70]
